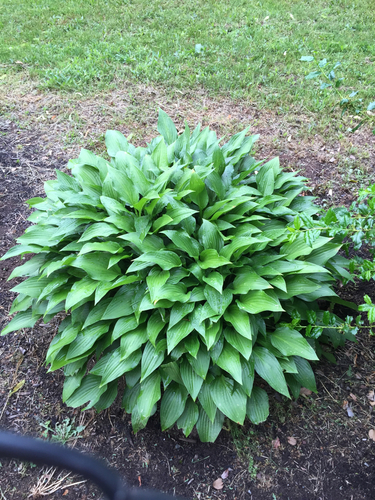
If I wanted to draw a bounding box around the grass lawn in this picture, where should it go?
[1,0,374,117]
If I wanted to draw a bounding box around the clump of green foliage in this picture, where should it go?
[1,111,353,442]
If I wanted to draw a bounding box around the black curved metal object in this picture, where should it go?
[0,431,181,500]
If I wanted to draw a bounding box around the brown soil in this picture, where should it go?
[1,95,375,500]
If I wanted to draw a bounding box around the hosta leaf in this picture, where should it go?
[66,323,109,360]
[78,223,119,242]
[65,277,99,311]
[167,319,195,353]
[211,375,247,424]
[106,167,139,206]
[216,342,242,384]
[184,333,200,358]
[270,328,319,360]
[256,161,275,196]
[116,151,152,196]
[128,251,182,272]
[203,287,233,316]
[224,327,253,360]
[224,304,253,340]
[202,272,224,294]
[66,374,107,409]
[158,108,178,146]
[169,302,195,329]
[198,219,223,252]
[198,249,231,269]
[154,283,190,303]
[121,325,148,359]
[161,230,200,259]
[241,357,255,397]
[180,359,204,401]
[231,268,271,294]
[293,356,317,392]
[46,323,81,362]
[91,348,141,386]
[71,254,120,282]
[285,276,320,297]
[94,381,118,412]
[141,341,165,380]
[105,130,128,157]
[79,241,123,255]
[62,364,87,402]
[253,347,290,397]
[137,372,161,419]
[147,311,167,346]
[160,382,187,430]
[196,408,225,443]
[122,383,141,413]
[8,254,47,280]
[177,398,199,437]
[246,387,269,424]
[160,362,183,386]
[237,290,284,314]
[11,277,51,299]
[187,348,210,379]
[146,269,170,302]
[1,310,39,336]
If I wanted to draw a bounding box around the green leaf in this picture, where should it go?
[204,287,232,316]
[169,302,195,329]
[66,374,107,409]
[1,310,39,336]
[105,130,128,157]
[306,70,322,79]
[256,160,275,195]
[146,269,170,302]
[196,408,224,443]
[198,219,223,252]
[224,327,252,360]
[78,223,119,242]
[91,348,141,386]
[237,290,284,314]
[224,305,253,340]
[121,325,148,359]
[151,138,168,170]
[94,381,118,412]
[180,359,204,400]
[116,151,152,196]
[216,342,243,384]
[167,320,195,353]
[211,375,247,424]
[161,230,200,259]
[253,347,290,397]
[270,328,318,360]
[71,254,120,282]
[187,348,210,379]
[157,109,178,146]
[246,387,269,424]
[198,249,231,269]
[128,251,182,272]
[147,311,166,346]
[137,372,161,419]
[293,356,317,392]
[241,357,255,397]
[65,278,99,311]
[231,268,271,294]
[141,341,165,380]
[66,323,109,360]
[202,272,223,294]
[160,382,187,430]
[177,398,199,437]
[300,56,314,62]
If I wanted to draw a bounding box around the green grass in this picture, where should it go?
[0,0,374,114]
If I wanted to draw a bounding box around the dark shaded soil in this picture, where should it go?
[0,122,374,500]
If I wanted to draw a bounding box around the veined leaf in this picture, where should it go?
[202,272,223,294]
[271,327,319,360]
[253,347,289,397]
[128,251,182,272]
[237,290,284,314]
[177,398,199,437]
[224,304,253,340]
[137,372,161,419]
[180,359,204,401]
[198,249,231,269]
[160,383,187,430]
[216,342,243,384]
[224,327,252,360]
[211,375,247,424]
[196,407,225,443]
[246,387,269,424]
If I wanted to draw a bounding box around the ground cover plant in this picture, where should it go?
[1,110,359,443]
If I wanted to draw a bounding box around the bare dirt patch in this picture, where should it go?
[0,85,375,500]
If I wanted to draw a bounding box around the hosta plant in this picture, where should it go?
[1,110,353,442]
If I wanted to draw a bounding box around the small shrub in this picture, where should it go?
[1,110,352,442]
